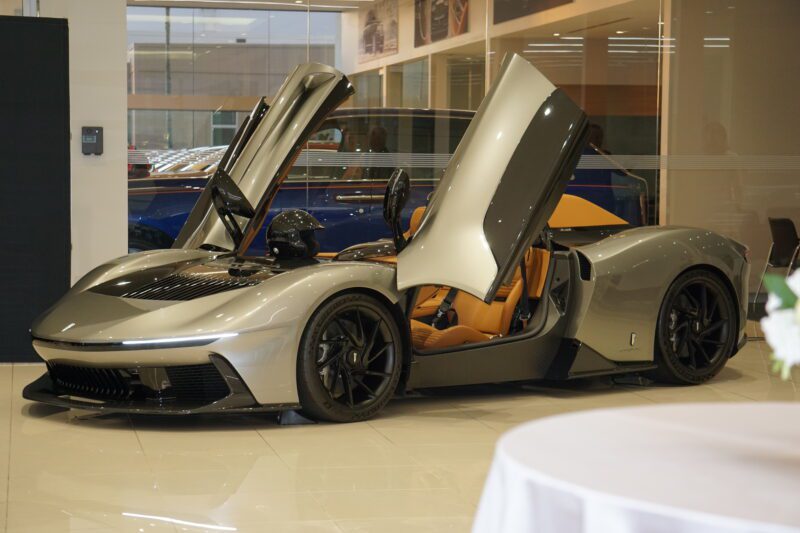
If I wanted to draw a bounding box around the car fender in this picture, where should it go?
[566,226,748,363]
[204,260,399,405]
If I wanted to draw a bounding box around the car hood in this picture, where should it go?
[31,255,299,344]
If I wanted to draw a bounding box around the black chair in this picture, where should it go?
[754,218,800,305]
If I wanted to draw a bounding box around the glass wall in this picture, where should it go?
[661,0,800,302]
[127,6,340,149]
[488,0,661,224]
[128,0,800,307]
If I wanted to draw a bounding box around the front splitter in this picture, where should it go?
[22,373,300,415]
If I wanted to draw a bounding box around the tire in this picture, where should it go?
[650,270,737,385]
[297,293,403,422]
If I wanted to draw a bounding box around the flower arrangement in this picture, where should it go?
[760,271,800,379]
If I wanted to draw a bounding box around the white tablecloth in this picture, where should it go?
[473,403,800,533]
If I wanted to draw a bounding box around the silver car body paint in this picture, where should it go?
[32,258,399,405]
[26,56,750,412]
[397,54,558,300]
[565,226,749,361]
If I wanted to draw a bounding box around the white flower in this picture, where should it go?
[761,308,800,371]
[787,269,800,296]
[796,296,800,324]
[766,293,782,313]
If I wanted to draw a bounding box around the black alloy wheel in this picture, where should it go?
[651,270,737,384]
[297,293,402,422]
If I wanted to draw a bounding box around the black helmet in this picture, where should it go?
[266,210,324,259]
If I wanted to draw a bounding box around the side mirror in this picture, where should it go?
[209,168,256,247]
[383,168,411,252]
[211,168,255,218]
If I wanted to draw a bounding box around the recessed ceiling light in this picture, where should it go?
[553,32,560,37]
[705,10,713,14]
[616,30,626,34]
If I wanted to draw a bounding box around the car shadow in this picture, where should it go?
[19,369,754,430]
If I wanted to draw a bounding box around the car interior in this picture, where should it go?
[315,188,626,352]
[401,205,551,351]
[340,169,628,353]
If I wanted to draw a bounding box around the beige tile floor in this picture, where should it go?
[0,326,796,533]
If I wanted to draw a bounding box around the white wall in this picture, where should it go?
[38,0,128,284]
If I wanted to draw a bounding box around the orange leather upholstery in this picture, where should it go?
[403,206,427,239]
[410,320,492,351]
[409,264,531,349]
[367,255,397,265]
[495,248,550,299]
[410,248,551,321]
[411,286,449,318]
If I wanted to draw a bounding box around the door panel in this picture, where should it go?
[397,53,588,302]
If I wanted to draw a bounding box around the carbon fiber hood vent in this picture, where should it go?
[120,273,261,301]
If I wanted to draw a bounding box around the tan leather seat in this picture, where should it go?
[411,247,550,320]
[410,254,537,350]
[402,204,552,349]
[410,277,522,350]
[403,206,426,240]
[411,322,493,350]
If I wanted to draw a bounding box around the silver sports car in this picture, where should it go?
[25,55,749,422]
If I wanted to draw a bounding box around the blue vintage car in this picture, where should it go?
[129,108,648,254]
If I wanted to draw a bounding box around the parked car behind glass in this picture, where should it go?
[128,108,648,254]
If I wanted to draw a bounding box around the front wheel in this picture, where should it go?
[297,293,402,422]
[651,270,737,385]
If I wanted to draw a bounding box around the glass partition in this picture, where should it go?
[661,0,800,306]
[386,57,430,108]
[488,0,661,225]
[127,0,800,308]
[127,5,339,150]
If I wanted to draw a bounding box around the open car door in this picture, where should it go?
[174,63,354,253]
[397,53,589,303]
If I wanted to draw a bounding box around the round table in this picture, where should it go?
[473,403,800,533]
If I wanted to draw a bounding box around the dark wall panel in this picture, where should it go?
[0,16,70,362]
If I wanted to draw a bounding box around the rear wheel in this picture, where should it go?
[297,293,402,422]
[651,270,737,385]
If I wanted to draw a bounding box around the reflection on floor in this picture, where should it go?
[0,326,795,532]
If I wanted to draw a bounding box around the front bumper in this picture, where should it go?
[22,354,298,415]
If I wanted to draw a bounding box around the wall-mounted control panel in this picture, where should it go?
[81,126,103,155]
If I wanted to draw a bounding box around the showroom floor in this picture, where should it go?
[0,325,795,533]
